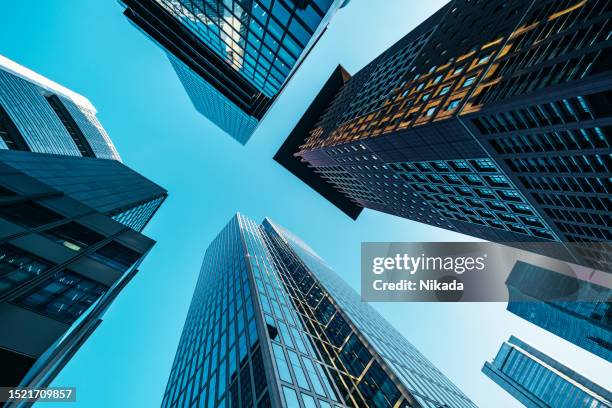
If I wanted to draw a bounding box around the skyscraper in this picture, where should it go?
[276,0,612,270]
[161,213,476,408]
[483,336,612,408]
[0,55,121,160]
[120,0,350,144]
[505,261,612,363]
[0,55,167,390]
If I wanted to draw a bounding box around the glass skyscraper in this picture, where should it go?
[505,261,612,363]
[0,55,167,392]
[0,54,166,234]
[162,213,476,408]
[275,0,612,270]
[121,0,349,144]
[0,54,121,160]
[483,336,612,408]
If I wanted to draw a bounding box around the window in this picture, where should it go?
[472,158,497,172]
[111,196,164,232]
[357,361,401,407]
[272,1,290,24]
[463,76,477,87]
[45,95,94,157]
[289,19,310,47]
[43,222,104,251]
[14,270,106,323]
[339,334,371,377]
[302,358,326,396]
[447,99,461,110]
[440,85,451,95]
[89,241,141,271]
[296,5,323,32]
[273,344,291,383]
[0,244,53,294]
[0,201,63,228]
[288,350,310,389]
[0,103,29,151]
[282,386,299,407]
[302,394,317,408]
[485,175,510,187]
[477,55,491,65]
[426,107,437,116]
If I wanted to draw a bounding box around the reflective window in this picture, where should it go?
[14,270,106,323]
[88,241,141,271]
[0,200,63,228]
[43,222,104,252]
[0,244,53,294]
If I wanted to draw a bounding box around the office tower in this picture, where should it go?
[162,213,475,408]
[276,0,612,270]
[505,261,612,363]
[0,56,167,389]
[0,55,121,160]
[0,53,166,234]
[483,336,612,408]
[120,0,349,144]
[0,151,167,389]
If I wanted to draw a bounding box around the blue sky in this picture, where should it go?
[1,1,609,407]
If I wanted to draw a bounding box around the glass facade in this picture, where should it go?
[59,95,121,160]
[162,214,476,408]
[122,0,347,144]
[506,261,612,363]
[279,0,612,270]
[157,0,344,97]
[242,215,342,408]
[0,244,53,295]
[111,195,167,232]
[390,158,555,240]
[0,55,121,161]
[0,149,167,232]
[483,336,612,408]
[169,55,259,145]
[14,270,107,324]
[161,216,270,408]
[0,149,164,388]
[265,219,476,408]
[0,55,166,389]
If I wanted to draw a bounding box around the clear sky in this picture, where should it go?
[1,1,609,407]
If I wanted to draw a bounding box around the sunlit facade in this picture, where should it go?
[0,54,121,160]
[483,336,612,408]
[121,0,349,144]
[276,0,612,270]
[161,213,476,408]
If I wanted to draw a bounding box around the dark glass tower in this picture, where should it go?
[0,150,167,389]
[0,56,167,390]
[276,0,612,270]
[120,0,350,144]
[505,261,612,363]
[162,213,476,408]
[483,336,612,408]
